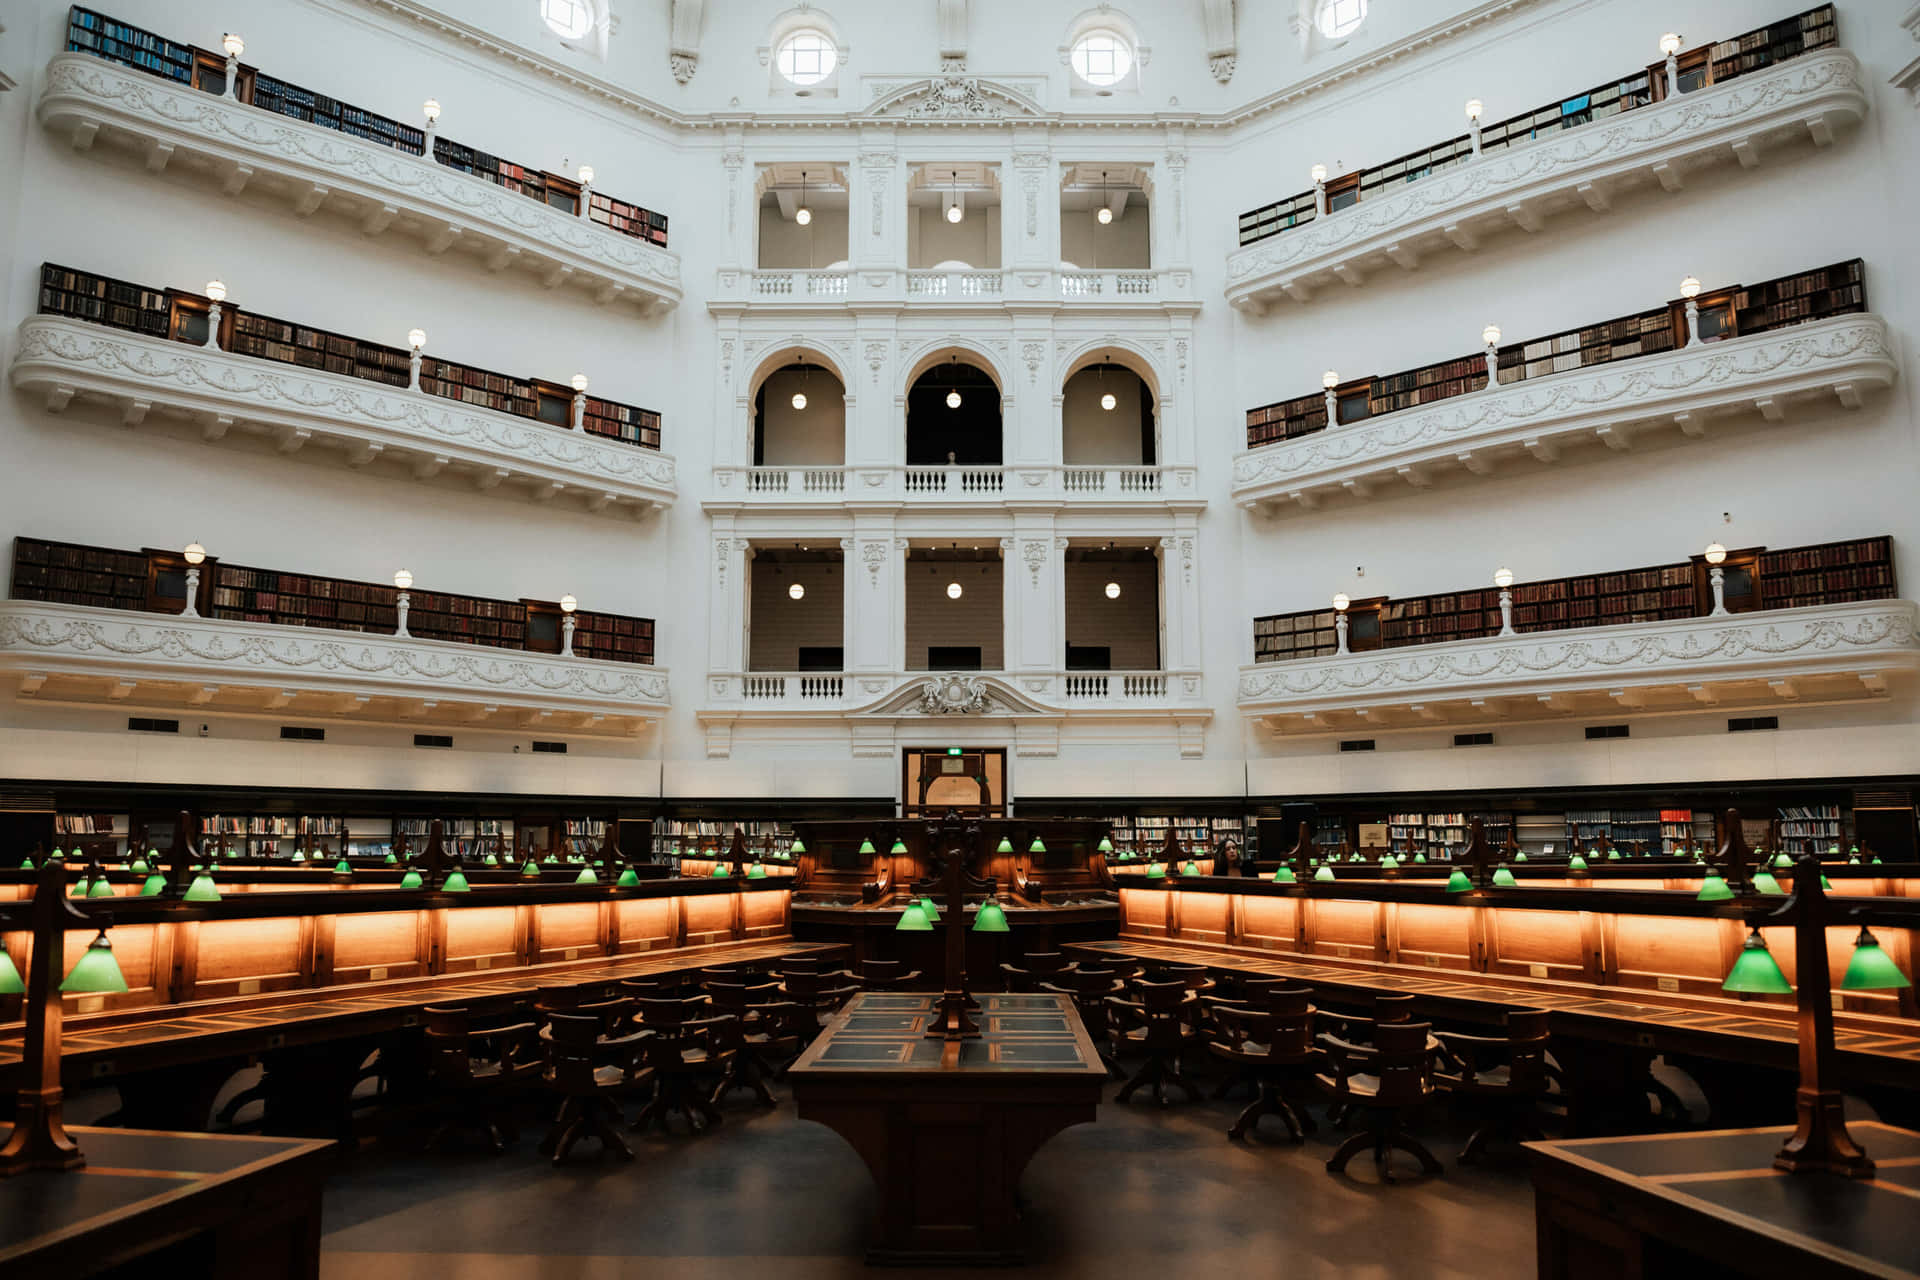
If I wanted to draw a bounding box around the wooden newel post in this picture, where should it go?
[165,809,200,897]
[422,819,449,879]
[1772,856,1874,1177]
[1288,822,1313,883]
[727,827,749,878]
[924,814,981,1041]
[1717,808,1755,895]
[0,861,87,1175]
[1465,817,1491,888]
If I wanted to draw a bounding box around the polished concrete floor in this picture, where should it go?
[313,1081,1541,1279]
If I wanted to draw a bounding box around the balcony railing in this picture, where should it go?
[710,464,1198,508]
[754,271,850,298]
[710,669,1202,712]
[710,267,1197,313]
[908,270,1004,298]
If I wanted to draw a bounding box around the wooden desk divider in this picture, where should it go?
[0,859,91,1175]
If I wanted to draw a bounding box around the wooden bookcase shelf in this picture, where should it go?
[38,264,665,452]
[65,7,669,249]
[9,537,656,666]
[1245,260,1865,448]
[1252,535,1895,664]
[1235,4,1838,248]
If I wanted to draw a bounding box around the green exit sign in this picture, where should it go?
[947,747,963,756]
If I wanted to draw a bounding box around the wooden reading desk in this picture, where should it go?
[1528,1122,1920,1279]
[0,1126,332,1279]
[788,990,1107,1265]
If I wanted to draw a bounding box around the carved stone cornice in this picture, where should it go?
[1226,50,1868,312]
[1237,601,1919,727]
[1232,316,1894,512]
[11,317,677,515]
[37,54,680,311]
[0,601,672,728]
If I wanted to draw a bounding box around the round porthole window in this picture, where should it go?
[776,29,836,88]
[1070,30,1133,90]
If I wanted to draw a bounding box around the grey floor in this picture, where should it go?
[311,1083,1539,1280]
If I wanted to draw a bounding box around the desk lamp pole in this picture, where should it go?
[0,860,89,1175]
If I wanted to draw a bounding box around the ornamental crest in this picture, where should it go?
[918,674,992,715]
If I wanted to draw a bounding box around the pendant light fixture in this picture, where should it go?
[794,169,812,226]
[792,352,808,410]
[1099,355,1116,411]
[1097,169,1114,225]
[945,168,964,223]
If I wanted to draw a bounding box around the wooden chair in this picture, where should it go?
[1316,1020,1443,1182]
[1107,979,1202,1107]
[1433,1009,1554,1163]
[781,969,860,1014]
[1206,990,1323,1143]
[630,996,727,1134]
[703,980,789,1109]
[620,974,703,1000]
[755,999,829,1076]
[1000,950,1076,992]
[853,958,923,992]
[1202,980,1314,1101]
[421,1005,542,1153]
[1041,967,1123,1078]
[538,1012,650,1164]
[1316,991,1416,1041]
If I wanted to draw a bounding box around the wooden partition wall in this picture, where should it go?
[1119,880,1920,1024]
[0,881,792,1017]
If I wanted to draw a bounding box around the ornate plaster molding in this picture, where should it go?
[1232,316,1894,512]
[11,317,678,515]
[1226,50,1868,312]
[37,54,680,310]
[0,601,671,723]
[1236,601,1919,721]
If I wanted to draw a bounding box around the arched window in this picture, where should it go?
[1061,8,1146,98]
[1070,30,1133,88]
[541,0,592,40]
[1315,0,1368,40]
[776,29,837,87]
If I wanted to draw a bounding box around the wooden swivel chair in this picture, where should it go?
[1107,979,1202,1107]
[1433,1009,1554,1163]
[1207,989,1323,1142]
[853,958,923,992]
[539,1012,651,1164]
[1317,1020,1443,1182]
[630,996,728,1134]
[1001,950,1075,992]
[703,980,788,1109]
[1041,967,1124,1078]
[422,1005,542,1153]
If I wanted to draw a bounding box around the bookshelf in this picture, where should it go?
[38,264,663,452]
[1251,535,1895,663]
[1565,808,1661,852]
[1244,260,1868,448]
[1235,5,1838,247]
[66,7,669,250]
[651,819,795,862]
[1103,813,1245,859]
[1777,804,1845,849]
[10,537,656,667]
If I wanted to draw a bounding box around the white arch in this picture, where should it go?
[747,343,850,400]
[900,339,1008,400]
[1056,337,1163,402]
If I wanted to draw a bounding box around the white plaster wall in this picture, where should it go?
[746,560,845,669]
[757,205,849,269]
[904,558,1004,669]
[908,204,1001,267]
[1061,367,1147,464]
[1063,559,1159,669]
[1059,201,1150,269]
[758,370,846,465]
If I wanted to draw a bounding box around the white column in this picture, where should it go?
[707,522,749,676]
[853,131,899,271]
[720,131,750,268]
[1161,516,1201,672]
[844,517,901,674]
[1006,516,1059,676]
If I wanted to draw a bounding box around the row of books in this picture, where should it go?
[251,73,426,155]
[1759,537,1892,574]
[66,9,194,84]
[1708,6,1837,84]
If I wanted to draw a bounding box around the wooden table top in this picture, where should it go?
[1071,938,1920,1085]
[0,938,837,1082]
[0,1126,333,1271]
[789,992,1110,1083]
[1528,1123,1920,1279]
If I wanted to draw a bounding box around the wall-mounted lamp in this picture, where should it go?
[181,543,206,618]
[559,592,577,656]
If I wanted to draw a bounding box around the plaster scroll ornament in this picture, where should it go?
[918,674,992,715]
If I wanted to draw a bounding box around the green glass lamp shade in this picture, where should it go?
[1872,855,1884,865]
[995,837,1014,854]
[1178,860,1199,876]
[1773,852,1792,869]
[1272,865,1296,884]
[129,857,150,875]
[1821,874,1832,891]
[290,849,307,864]
[1412,852,1427,864]
[0,943,22,996]
[617,867,641,887]
[789,838,805,855]
[1314,864,1335,883]
[1848,853,1862,865]
[1029,837,1046,854]
[593,859,606,868]
[1379,855,1397,870]
[70,877,91,898]
[1445,869,1474,893]
[1751,871,1783,895]
[858,839,877,855]
[51,848,64,861]
[1606,849,1621,861]
[1145,862,1168,879]
[483,853,499,866]
[399,869,424,889]
[1841,929,1912,991]
[895,903,933,932]
[1696,873,1733,902]
[919,896,941,922]
[60,931,129,995]
[1492,865,1517,887]
[18,856,34,870]
[747,862,766,879]
[88,876,115,898]
[1722,930,1793,994]
[1513,851,1528,863]
[1828,845,1841,858]
[521,859,541,878]
[384,851,399,865]
[1566,854,1589,872]
[575,866,598,885]
[972,899,1010,933]
[890,839,908,855]
[711,863,730,878]
[1097,836,1114,854]
[140,872,167,896]
[334,858,353,875]
[441,870,471,893]
[184,871,221,902]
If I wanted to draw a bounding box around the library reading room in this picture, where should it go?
[0,1,1918,1276]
